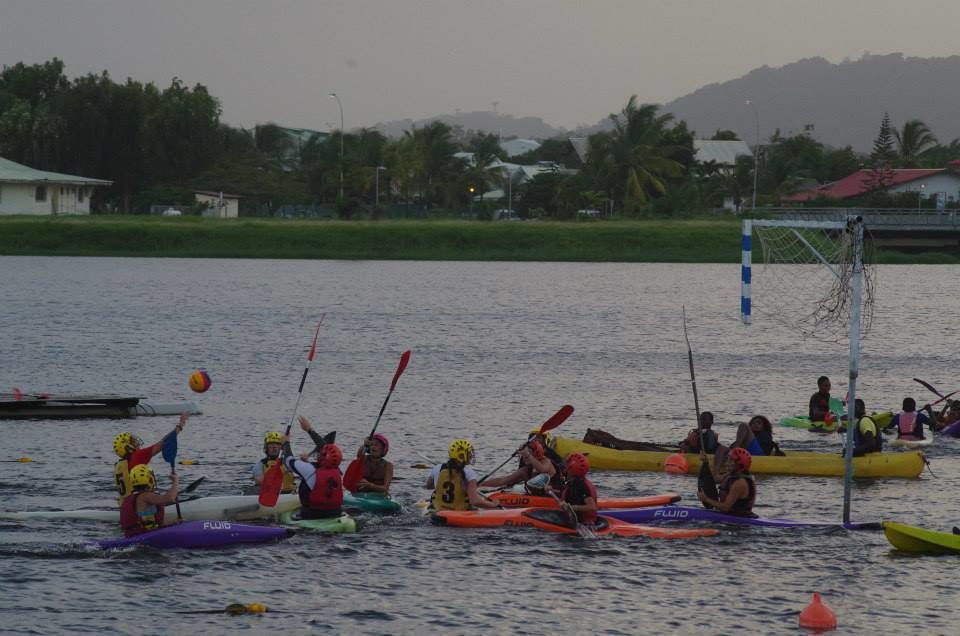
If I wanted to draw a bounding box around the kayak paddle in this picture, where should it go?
[476,404,574,484]
[343,350,412,492]
[260,318,324,507]
[546,489,595,539]
[161,428,182,520]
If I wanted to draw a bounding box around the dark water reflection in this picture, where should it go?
[1,257,959,634]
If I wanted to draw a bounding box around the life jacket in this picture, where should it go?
[897,411,918,438]
[717,472,756,517]
[755,430,775,455]
[854,416,882,452]
[119,491,165,537]
[362,456,389,486]
[114,458,132,504]
[561,476,598,525]
[432,463,470,511]
[261,457,295,493]
[307,466,343,513]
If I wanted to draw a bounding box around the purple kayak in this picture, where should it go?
[90,520,294,550]
[605,505,881,530]
[940,420,960,437]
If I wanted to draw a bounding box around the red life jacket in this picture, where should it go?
[898,411,918,437]
[119,491,165,537]
[308,466,343,511]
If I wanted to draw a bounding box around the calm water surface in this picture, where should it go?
[1,257,959,635]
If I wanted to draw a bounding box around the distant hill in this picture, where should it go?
[375,110,565,140]
[662,53,960,152]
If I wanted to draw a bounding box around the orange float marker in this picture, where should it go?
[664,453,689,475]
[799,592,837,631]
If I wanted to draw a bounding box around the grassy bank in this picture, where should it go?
[0,215,955,263]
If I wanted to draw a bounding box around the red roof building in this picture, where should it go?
[783,160,960,202]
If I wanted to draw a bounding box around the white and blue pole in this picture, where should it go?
[740,219,752,324]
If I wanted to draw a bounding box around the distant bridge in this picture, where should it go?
[758,208,960,251]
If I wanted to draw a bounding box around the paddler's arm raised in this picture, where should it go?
[149,413,190,458]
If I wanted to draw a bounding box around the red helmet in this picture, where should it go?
[526,440,545,459]
[370,433,389,456]
[321,443,343,468]
[565,452,590,478]
[728,447,752,472]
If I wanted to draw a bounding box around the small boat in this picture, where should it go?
[0,393,200,419]
[89,520,292,550]
[278,510,357,533]
[547,435,925,479]
[431,507,719,539]
[485,491,680,509]
[0,494,302,524]
[886,436,933,450]
[605,505,881,530]
[343,491,402,514]
[883,521,960,554]
[779,410,892,433]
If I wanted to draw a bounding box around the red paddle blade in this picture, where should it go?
[258,462,284,507]
[390,350,412,391]
[537,404,574,433]
[342,458,365,493]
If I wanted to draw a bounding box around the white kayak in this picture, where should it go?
[887,437,933,450]
[0,494,301,525]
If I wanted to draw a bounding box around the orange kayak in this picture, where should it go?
[486,491,680,509]
[432,507,719,539]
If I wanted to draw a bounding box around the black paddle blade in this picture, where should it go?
[698,459,718,502]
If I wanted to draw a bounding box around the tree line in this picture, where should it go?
[3,59,959,218]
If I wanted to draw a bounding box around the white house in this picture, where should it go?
[0,156,112,215]
[194,191,240,218]
[499,138,541,158]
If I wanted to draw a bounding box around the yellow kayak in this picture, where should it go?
[883,521,960,554]
[547,435,925,478]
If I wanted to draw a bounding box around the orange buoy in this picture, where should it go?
[799,592,837,631]
[664,453,689,475]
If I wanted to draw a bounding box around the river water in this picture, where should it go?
[0,256,958,635]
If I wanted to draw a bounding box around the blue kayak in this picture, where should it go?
[90,520,293,550]
[605,505,881,530]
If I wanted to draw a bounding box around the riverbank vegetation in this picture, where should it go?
[0,216,955,263]
[3,59,960,221]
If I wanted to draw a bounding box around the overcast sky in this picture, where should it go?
[2,0,958,132]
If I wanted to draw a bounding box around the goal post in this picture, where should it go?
[740,216,870,524]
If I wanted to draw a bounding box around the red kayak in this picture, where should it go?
[432,507,719,539]
[485,491,680,510]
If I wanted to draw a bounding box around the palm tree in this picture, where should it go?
[894,119,938,168]
[597,97,687,213]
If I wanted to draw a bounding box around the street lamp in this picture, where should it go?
[329,92,344,199]
[919,183,926,211]
[745,99,760,211]
[375,166,387,207]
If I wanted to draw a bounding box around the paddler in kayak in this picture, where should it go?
[922,400,960,432]
[113,413,189,504]
[678,411,719,454]
[545,452,598,526]
[850,399,882,456]
[809,376,833,422]
[697,447,756,517]
[252,431,296,494]
[426,439,500,511]
[352,434,394,494]
[119,465,179,537]
[885,398,929,440]
[478,438,564,495]
[281,416,344,519]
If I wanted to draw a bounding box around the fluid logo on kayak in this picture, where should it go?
[203,521,232,530]
[501,497,529,506]
[653,509,689,519]
[504,520,534,528]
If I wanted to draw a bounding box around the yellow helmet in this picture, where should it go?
[112,432,141,457]
[130,464,156,490]
[448,439,474,464]
[264,431,283,449]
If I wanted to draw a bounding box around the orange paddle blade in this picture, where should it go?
[342,458,364,493]
[258,461,284,507]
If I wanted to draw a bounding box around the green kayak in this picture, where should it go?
[343,492,402,514]
[779,397,846,431]
[279,510,357,533]
[883,521,960,554]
